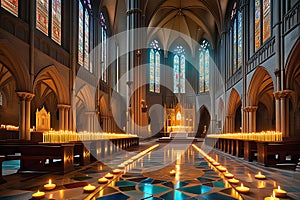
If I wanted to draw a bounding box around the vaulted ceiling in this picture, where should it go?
[96,0,230,49]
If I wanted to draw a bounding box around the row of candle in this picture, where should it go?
[42,131,138,143]
[207,131,283,142]
[0,124,19,131]
[192,144,287,199]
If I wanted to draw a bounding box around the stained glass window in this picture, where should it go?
[51,0,61,44]
[174,55,180,93]
[1,0,18,17]
[78,1,84,66]
[237,11,243,69]
[255,0,261,51]
[199,40,210,93]
[36,0,49,36]
[155,51,160,93]
[173,46,185,93]
[263,0,271,42]
[149,40,160,93]
[84,10,89,70]
[233,18,237,73]
[149,49,155,92]
[101,16,107,82]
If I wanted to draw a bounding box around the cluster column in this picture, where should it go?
[57,104,71,131]
[17,92,34,140]
[244,106,257,133]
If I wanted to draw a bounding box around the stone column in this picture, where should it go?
[57,104,71,131]
[64,107,69,131]
[17,92,34,140]
[274,92,281,132]
[280,90,292,137]
[247,106,257,132]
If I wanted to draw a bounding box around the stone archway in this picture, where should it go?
[247,67,274,132]
[196,106,211,138]
[227,89,241,133]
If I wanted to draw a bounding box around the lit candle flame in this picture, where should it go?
[49,179,52,184]
[278,186,280,190]
[241,183,244,188]
[49,194,53,199]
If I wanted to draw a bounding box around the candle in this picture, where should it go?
[212,162,220,166]
[48,194,55,200]
[216,166,227,172]
[83,184,96,193]
[32,190,45,199]
[236,183,250,193]
[105,173,114,179]
[264,191,280,200]
[98,177,109,184]
[228,178,239,184]
[273,186,287,197]
[169,170,176,176]
[255,171,266,179]
[43,179,56,191]
[224,171,234,179]
[112,169,122,174]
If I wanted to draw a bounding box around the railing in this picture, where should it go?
[226,68,242,89]
[246,36,275,74]
[207,131,282,142]
[283,2,300,35]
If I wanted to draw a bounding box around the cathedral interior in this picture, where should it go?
[0,0,300,199]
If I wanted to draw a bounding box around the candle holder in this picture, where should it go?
[228,178,239,184]
[264,191,280,200]
[112,169,122,174]
[98,177,109,184]
[216,166,227,172]
[32,190,45,199]
[83,184,96,193]
[105,173,114,179]
[236,183,250,194]
[43,179,56,191]
[224,171,234,179]
[255,171,266,180]
[273,186,287,197]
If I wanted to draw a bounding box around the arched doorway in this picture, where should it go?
[227,89,241,133]
[196,106,210,138]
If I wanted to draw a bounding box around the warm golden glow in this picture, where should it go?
[43,179,56,191]
[32,190,45,199]
[207,131,282,142]
[83,184,96,192]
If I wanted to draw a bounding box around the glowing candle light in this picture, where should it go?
[224,171,234,179]
[212,161,220,166]
[104,173,114,179]
[48,194,54,200]
[32,190,45,199]
[255,171,266,180]
[273,186,287,197]
[83,184,96,192]
[216,166,227,172]
[264,191,280,200]
[112,169,122,174]
[43,179,56,191]
[98,177,109,184]
[228,178,239,184]
[169,169,176,176]
[236,183,250,193]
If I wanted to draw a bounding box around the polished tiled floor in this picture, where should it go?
[0,141,300,200]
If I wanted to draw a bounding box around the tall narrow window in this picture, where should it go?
[36,0,49,36]
[199,40,210,93]
[255,0,261,51]
[100,12,107,82]
[149,40,160,93]
[84,10,89,70]
[230,2,242,75]
[237,11,243,69]
[262,0,271,42]
[1,0,18,17]
[255,0,271,51]
[51,0,61,44]
[173,45,185,94]
[78,1,84,66]
[233,18,237,72]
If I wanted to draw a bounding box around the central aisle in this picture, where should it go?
[91,143,238,200]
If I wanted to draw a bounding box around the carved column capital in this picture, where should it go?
[16,92,35,101]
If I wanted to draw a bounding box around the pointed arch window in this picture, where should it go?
[199,40,210,93]
[100,12,107,82]
[78,0,92,72]
[230,2,243,74]
[36,0,62,45]
[255,0,271,51]
[1,0,18,17]
[149,40,161,93]
[173,45,185,94]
